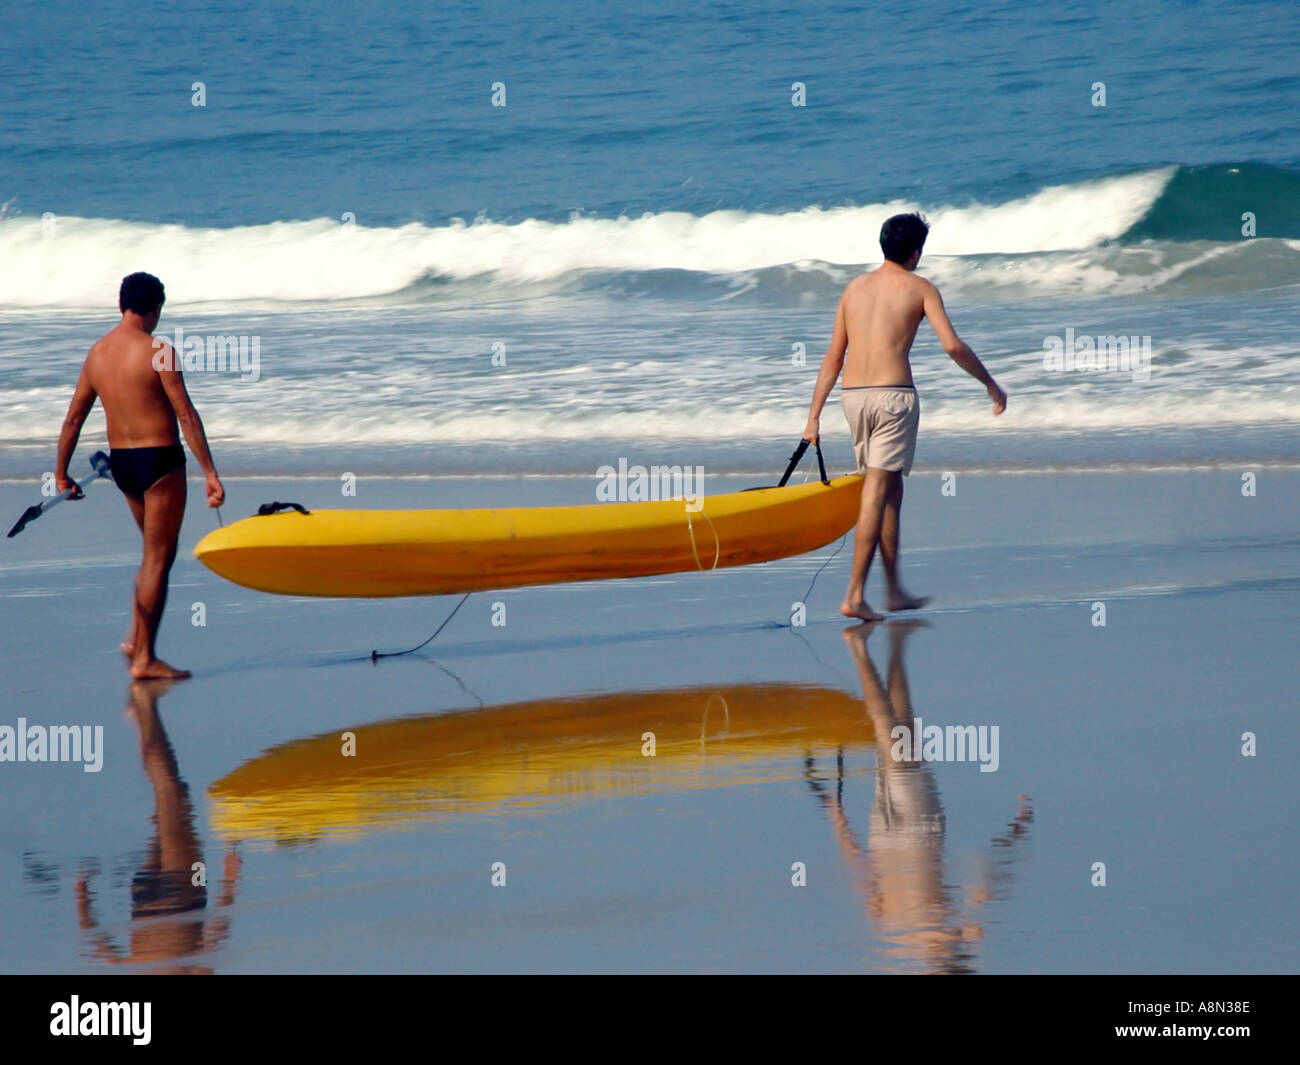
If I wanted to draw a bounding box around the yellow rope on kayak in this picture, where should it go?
[700,692,731,753]
[685,503,720,572]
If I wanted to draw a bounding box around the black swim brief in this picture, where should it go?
[131,868,207,918]
[109,445,186,496]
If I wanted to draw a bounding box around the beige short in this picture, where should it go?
[841,386,920,475]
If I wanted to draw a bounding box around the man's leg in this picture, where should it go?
[130,467,190,680]
[841,468,894,621]
[878,475,929,612]
[121,492,146,655]
[886,618,928,714]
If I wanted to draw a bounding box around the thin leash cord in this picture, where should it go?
[776,438,843,619]
[788,531,848,623]
[427,657,485,708]
[215,507,224,527]
[371,592,471,661]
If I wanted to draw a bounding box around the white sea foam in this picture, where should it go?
[3,382,1294,445]
[0,170,1175,308]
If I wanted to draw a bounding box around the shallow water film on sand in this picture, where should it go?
[1,0,1297,984]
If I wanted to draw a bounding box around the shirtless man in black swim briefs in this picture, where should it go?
[55,272,225,679]
[802,214,1007,622]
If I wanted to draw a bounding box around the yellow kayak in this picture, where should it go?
[209,683,873,841]
[194,474,863,597]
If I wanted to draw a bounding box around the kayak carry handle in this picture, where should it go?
[778,439,830,487]
[256,501,312,516]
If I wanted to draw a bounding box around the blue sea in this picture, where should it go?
[1,0,1297,477]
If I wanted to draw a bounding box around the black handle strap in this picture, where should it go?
[256,501,311,516]
[778,439,830,487]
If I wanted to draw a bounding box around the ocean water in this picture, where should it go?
[1,0,1297,478]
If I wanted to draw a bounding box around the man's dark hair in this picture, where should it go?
[119,272,166,315]
[879,213,930,265]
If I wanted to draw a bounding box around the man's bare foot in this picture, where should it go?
[120,640,135,656]
[886,591,930,612]
[841,599,885,622]
[130,657,191,680]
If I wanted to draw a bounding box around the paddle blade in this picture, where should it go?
[6,503,43,538]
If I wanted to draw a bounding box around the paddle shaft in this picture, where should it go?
[43,468,108,511]
[6,452,112,538]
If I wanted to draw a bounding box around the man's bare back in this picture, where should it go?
[838,263,927,387]
[829,260,1005,393]
[83,323,185,449]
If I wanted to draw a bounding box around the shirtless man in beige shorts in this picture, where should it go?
[802,213,1007,621]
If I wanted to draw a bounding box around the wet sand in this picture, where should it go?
[1,470,1297,973]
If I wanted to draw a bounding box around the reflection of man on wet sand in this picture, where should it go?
[811,622,1032,974]
[75,680,239,974]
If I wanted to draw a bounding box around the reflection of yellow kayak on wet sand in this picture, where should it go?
[193,475,863,598]
[210,684,873,842]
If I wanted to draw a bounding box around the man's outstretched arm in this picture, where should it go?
[922,283,1006,415]
[55,363,98,496]
[803,292,849,441]
[157,346,225,507]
